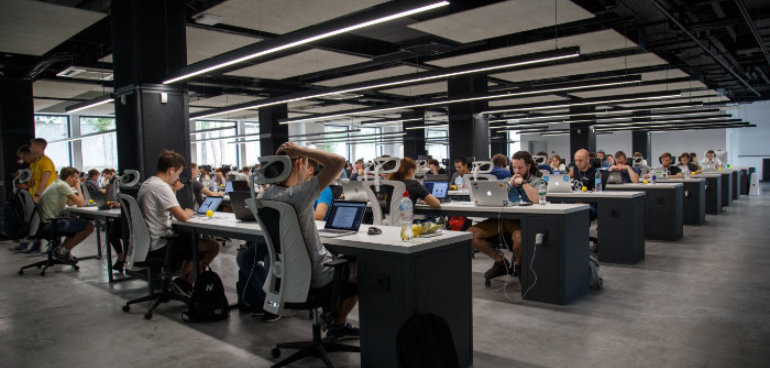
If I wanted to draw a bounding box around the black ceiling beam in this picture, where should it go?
[733,0,770,67]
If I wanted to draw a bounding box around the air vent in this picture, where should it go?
[56,66,113,81]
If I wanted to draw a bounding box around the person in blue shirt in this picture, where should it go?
[309,159,337,221]
[490,153,512,180]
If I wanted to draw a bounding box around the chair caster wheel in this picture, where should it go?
[73,265,80,271]
[271,348,281,358]
[144,313,152,320]
[484,279,491,287]
[122,305,130,312]
[40,271,46,276]
[18,270,23,275]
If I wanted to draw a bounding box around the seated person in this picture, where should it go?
[468,151,542,280]
[38,167,95,263]
[386,157,441,208]
[571,149,598,220]
[689,152,701,170]
[236,243,279,322]
[609,151,639,183]
[678,152,701,175]
[101,168,115,188]
[535,151,553,174]
[450,157,471,189]
[307,159,338,221]
[190,163,223,208]
[631,152,651,176]
[550,155,566,173]
[657,152,683,178]
[138,150,221,297]
[428,159,447,175]
[85,169,105,196]
[701,149,724,168]
[490,154,512,180]
[262,142,358,338]
[84,169,126,272]
[596,150,612,169]
[349,159,365,181]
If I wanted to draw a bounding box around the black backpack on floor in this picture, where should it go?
[182,268,229,322]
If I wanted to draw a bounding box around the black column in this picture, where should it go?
[259,104,288,157]
[632,130,651,159]
[490,132,508,158]
[448,75,489,164]
[112,0,189,180]
[0,78,35,203]
[402,111,426,159]
[569,104,596,158]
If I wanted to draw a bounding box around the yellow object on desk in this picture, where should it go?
[206,210,214,218]
[643,180,649,184]
[89,199,94,204]
[581,186,587,192]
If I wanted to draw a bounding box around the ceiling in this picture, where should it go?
[1,0,766,130]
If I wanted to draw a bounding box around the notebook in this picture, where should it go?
[194,196,222,216]
[470,181,511,207]
[423,181,450,202]
[318,201,367,238]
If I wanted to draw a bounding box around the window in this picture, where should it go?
[322,125,350,161]
[80,117,118,171]
[508,130,521,155]
[34,115,71,168]
[426,128,448,163]
[242,122,261,167]
[352,127,381,161]
[193,120,238,168]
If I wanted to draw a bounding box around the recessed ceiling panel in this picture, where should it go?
[33,80,109,99]
[490,53,668,83]
[408,0,594,44]
[379,81,446,96]
[190,94,263,108]
[315,65,428,87]
[428,30,636,68]
[200,0,388,34]
[488,94,569,107]
[569,81,707,99]
[640,69,690,82]
[300,103,368,114]
[33,99,67,112]
[225,49,370,80]
[0,0,105,56]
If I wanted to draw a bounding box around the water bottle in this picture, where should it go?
[594,170,602,192]
[652,171,658,184]
[538,181,547,206]
[398,191,413,242]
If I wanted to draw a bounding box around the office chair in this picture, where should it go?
[18,205,79,276]
[248,156,360,368]
[368,180,406,226]
[117,194,187,319]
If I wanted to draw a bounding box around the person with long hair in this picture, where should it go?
[678,152,701,175]
[387,157,440,208]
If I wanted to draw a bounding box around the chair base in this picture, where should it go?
[18,249,78,276]
[270,310,360,368]
[122,289,188,320]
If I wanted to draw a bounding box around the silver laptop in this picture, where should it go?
[193,196,222,217]
[318,201,367,238]
[545,174,573,193]
[470,181,511,207]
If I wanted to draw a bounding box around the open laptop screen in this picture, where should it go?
[197,196,222,215]
[326,201,366,231]
[225,181,233,193]
[424,181,448,199]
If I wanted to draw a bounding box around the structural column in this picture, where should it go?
[112,0,189,180]
[0,78,35,203]
[632,130,651,159]
[259,104,289,157]
[569,104,596,159]
[448,75,489,164]
[402,111,426,160]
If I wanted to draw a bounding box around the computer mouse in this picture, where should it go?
[367,227,382,235]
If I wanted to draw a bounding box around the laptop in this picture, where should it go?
[470,181,511,207]
[89,182,116,210]
[545,174,573,193]
[225,180,250,193]
[229,191,256,221]
[194,196,222,217]
[423,181,450,203]
[318,201,367,238]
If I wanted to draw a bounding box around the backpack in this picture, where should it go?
[396,313,459,368]
[589,256,603,290]
[0,192,33,240]
[182,268,230,322]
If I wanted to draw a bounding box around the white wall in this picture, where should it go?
[728,100,770,179]
[650,129,725,166]
[596,131,632,157]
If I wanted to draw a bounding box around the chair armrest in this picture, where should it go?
[323,258,350,268]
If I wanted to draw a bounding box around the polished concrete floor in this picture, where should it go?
[2,185,769,367]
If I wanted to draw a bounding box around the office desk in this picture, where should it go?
[657,178,707,225]
[173,214,474,368]
[727,170,740,200]
[546,191,645,264]
[63,206,123,282]
[693,174,722,214]
[414,202,590,305]
[605,183,684,241]
[709,171,734,207]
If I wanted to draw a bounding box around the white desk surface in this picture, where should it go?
[546,191,645,199]
[693,173,723,178]
[65,206,122,218]
[656,178,706,183]
[173,213,471,254]
[606,183,683,190]
[416,201,588,215]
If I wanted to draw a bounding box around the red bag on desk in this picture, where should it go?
[447,216,471,232]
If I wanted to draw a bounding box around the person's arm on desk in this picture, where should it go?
[510,174,540,204]
[170,179,195,221]
[420,194,441,208]
[201,186,223,197]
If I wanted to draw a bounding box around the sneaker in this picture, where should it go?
[53,248,77,264]
[484,258,512,280]
[10,242,29,252]
[112,260,125,273]
[326,322,360,339]
[168,278,193,298]
[24,240,41,253]
[262,312,282,323]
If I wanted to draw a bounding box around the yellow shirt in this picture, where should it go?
[29,155,56,196]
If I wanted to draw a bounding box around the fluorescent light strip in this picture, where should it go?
[490,103,709,122]
[404,124,449,130]
[164,1,449,84]
[66,97,114,114]
[481,93,683,115]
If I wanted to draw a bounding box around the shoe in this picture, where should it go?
[262,312,282,323]
[484,258,512,280]
[24,239,41,253]
[10,242,29,252]
[112,260,125,273]
[53,248,77,264]
[168,278,193,298]
[326,322,360,339]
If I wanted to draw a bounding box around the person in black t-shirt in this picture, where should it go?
[386,157,441,208]
[571,149,597,190]
[678,152,701,175]
[658,152,682,178]
[428,159,447,175]
[190,163,224,207]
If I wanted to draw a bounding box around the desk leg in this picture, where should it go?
[191,229,200,282]
[78,219,101,261]
[105,219,113,283]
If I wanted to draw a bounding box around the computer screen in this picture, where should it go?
[197,196,223,214]
[424,181,448,199]
[326,201,366,231]
[225,181,233,193]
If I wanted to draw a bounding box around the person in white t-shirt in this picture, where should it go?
[137,150,220,298]
[701,150,724,168]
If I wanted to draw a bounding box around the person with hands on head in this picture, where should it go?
[609,151,639,183]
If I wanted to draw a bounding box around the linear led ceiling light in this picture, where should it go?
[65,95,114,114]
[164,1,449,84]
[480,91,683,115]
